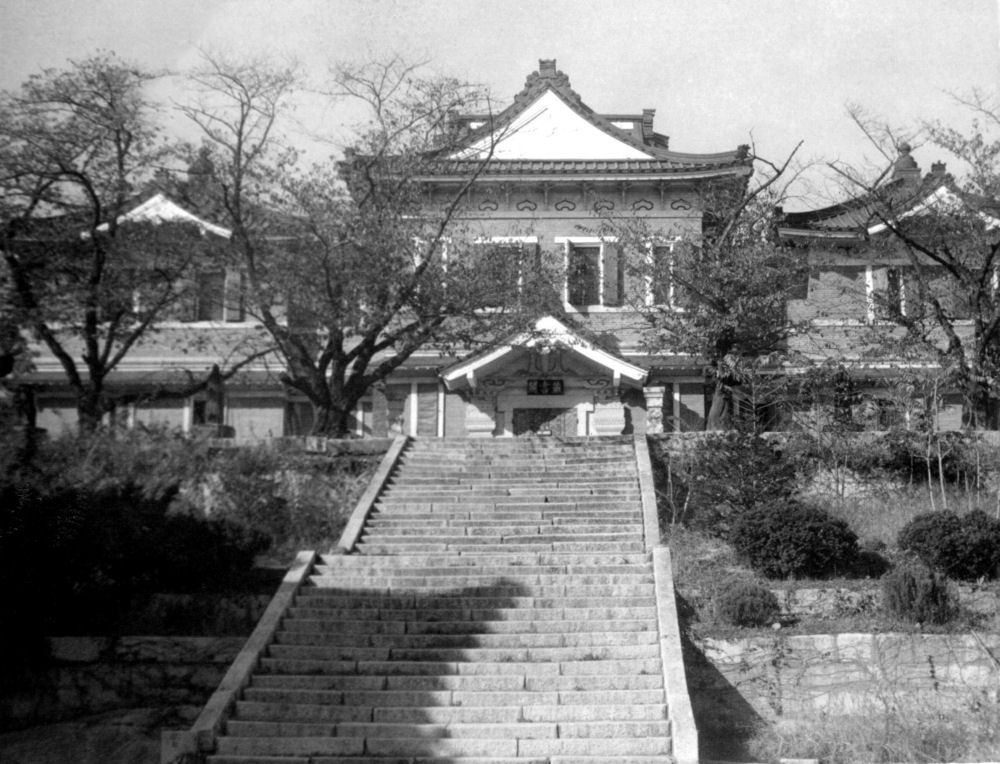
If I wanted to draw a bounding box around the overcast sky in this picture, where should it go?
[2,0,997,208]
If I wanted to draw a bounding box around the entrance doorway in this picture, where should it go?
[512,407,577,436]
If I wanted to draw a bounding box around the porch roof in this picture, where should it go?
[440,315,648,390]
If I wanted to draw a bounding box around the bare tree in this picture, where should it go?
[184,55,540,436]
[0,52,265,431]
[833,99,1000,428]
[604,141,809,430]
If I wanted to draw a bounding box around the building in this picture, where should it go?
[778,144,1000,430]
[28,61,989,439]
[16,59,757,440]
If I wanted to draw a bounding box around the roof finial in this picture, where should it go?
[538,59,557,77]
[891,141,920,185]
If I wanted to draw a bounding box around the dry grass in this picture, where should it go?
[804,475,1000,547]
[746,694,1000,763]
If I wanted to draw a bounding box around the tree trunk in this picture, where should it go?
[705,378,730,431]
[310,403,354,438]
[76,389,104,433]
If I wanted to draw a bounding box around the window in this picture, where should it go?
[868,265,910,322]
[196,270,226,321]
[568,244,601,306]
[646,240,690,308]
[470,238,538,308]
[188,269,245,322]
[465,237,540,308]
[560,238,623,308]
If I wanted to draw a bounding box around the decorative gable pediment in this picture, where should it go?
[441,315,648,390]
[97,193,232,239]
[451,89,654,161]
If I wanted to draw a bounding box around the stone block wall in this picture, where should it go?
[1,636,243,730]
[687,631,1000,739]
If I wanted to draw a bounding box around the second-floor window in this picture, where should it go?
[647,240,692,309]
[470,238,538,308]
[186,269,245,322]
[869,265,906,321]
[561,238,623,308]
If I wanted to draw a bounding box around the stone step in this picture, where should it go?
[363,515,642,527]
[403,446,632,455]
[208,757,553,764]
[304,584,654,601]
[291,594,654,613]
[264,642,661,664]
[213,733,671,758]
[281,618,658,636]
[356,512,641,535]
[246,672,663,693]
[355,528,645,543]
[352,541,648,554]
[319,552,652,568]
[390,472,636,478]
[208,755,668,764]
[307,572,653,586]
[258,656,663,677]
[283,605,658,623]
[224,719,672,742]
[243,686,667,711]
[373,498,640,508]
[379,490,639,504]
[310,562,652,577]
[368,506,643,518]
[273,630,658,650]
[397,457,634,466]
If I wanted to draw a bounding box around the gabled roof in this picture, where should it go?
[440,314,648,389]
[99,193,232,239]
[423,59,750,180]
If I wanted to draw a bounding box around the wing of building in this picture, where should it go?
[778,144,1000,431]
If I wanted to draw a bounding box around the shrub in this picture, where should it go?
[881,561,956,624]
[652,433,799,534]
[0,479,268,639]
[715,581,780,627]
[897,510,1000,580]
[729,500,858,579]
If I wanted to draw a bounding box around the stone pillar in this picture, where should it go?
[644,386,666,435]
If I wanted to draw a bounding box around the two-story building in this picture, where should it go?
[20,59,753,440]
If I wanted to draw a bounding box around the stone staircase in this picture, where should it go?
[202,436,679,763]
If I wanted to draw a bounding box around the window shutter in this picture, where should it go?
[602,244,624,307]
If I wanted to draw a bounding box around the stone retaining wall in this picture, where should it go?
[1,636,243,730]
[688,631,1000,738]
[683,583,999,621]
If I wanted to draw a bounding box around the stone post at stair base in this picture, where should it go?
[643,385,667,434]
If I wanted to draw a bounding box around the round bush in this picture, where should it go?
[729,500,858,579]
[882,561,956,624]
[898,510,1000,581]
[715,581,780,627]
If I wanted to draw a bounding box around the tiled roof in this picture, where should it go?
[436,60,749,177]
[420,156,749,179]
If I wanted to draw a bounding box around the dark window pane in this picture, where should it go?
[568,245,600,306]
[197,270,225,321]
